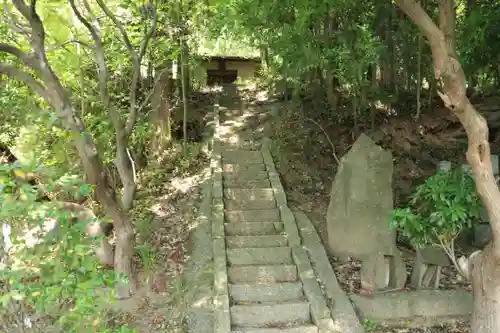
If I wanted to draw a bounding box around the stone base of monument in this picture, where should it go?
[410,246,450,289]
[360,251,407,293]
[350,289,472,328]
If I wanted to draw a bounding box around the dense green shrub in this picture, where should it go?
[391,168,481,251]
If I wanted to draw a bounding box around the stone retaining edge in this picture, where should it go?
[262,136,341,332]
[261,138,300,247]
[184,95,220,333]
[350,289,472,328]
[292,246,337,333]
[293,210,365,333]
[211,97,231,333]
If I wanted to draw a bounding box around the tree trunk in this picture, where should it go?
[150,63,173,153]
[415,2,423,119]
[438,0,456,56]
[390,3,398,97]
[395,1,500,332]
[324,72,340,110]
[379,1,394,90]
[180,37,189,149]
[260,45,269,71]
[176,36,190,97]
[115,141,136,212]
[62,106,136,300]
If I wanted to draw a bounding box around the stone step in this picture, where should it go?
[223,170,269,181]
[227,247,293,266]
[222,150,263,164]
[224,201,277,211]
[225,209,281,223]
[224,188,275,203]
[232,326,318,333]
[225,222,284,236]
[225,198,277,211]
[222,142,262,151]
[230,282,304,303]
[224,178,271,189]
[226,235,289,248]
[230,302,311,327]
[223,163,266,173]
[223,188,277,210]
[228,265,298,284]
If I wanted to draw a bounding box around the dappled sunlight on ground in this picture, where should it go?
[123,165,211,331]
[150,170,211,216]
[218,88,272,150]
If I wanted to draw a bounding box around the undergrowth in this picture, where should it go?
[115,141,210,332]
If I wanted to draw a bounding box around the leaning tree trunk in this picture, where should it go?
[59,105,136,300]
[395,1,500,332]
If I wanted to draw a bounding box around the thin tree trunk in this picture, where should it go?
[151,63,173,153]
[260,45,269,71]
[324,72,340,110]
[180,37,188,149]
[391,3,398,96]
[115,141,136,211]
[415,9,423,119]
[70,12,86,118]
[427,73,435,112]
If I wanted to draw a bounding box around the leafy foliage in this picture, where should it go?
[458,0,500,88]
[0,163,133,332]
[391,168,481,249]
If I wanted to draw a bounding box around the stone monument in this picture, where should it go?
[327,133,406,293]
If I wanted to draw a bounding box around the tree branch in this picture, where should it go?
[95,0,135,55]
[395,0,448,79]
[68,0,110,106]
[0,62,50,101]
[93,0,158,136]
[47,39,93,53]
[2,1,32,36]
[138,4,158,66]
[70,0,130,152]
[125,4,158,136]
[10,0,70,106]
[396,0,466,111]
[11,0,47,62]
[0,43,40,70]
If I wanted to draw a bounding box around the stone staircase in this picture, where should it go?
[210,89,340,333]
[216,147,323,333]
